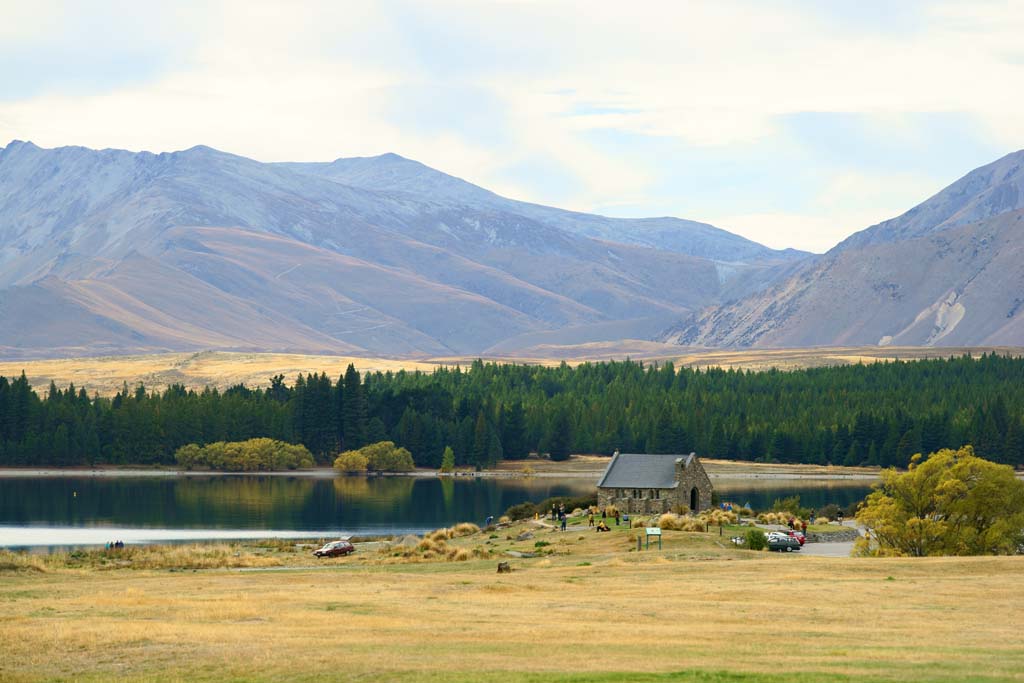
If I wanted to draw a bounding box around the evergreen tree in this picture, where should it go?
[546,405,573,462]
[342,364,368,450]
[440,445,455,473]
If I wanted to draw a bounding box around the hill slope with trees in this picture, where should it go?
[1,355,1022,469]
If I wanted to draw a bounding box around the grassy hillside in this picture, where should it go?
[3,346,1022,396]
[1,518,1021,682]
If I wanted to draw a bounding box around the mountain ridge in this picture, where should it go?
[661,150,1024,349]
[0,140,798,359]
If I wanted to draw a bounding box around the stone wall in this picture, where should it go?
[596,454,715,515]
[597,489,674,515]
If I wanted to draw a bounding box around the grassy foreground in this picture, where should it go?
[1,521,1023,682]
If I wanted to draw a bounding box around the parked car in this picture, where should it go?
[766,529,805,546]
[313,540,355,557]
[768,535,802,552]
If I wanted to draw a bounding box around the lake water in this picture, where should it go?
[0,474,874,548]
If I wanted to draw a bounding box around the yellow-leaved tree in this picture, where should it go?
[856,446,1024,556]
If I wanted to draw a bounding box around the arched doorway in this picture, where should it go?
[690,487,699,512]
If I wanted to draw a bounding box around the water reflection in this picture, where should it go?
[0,474,874,548]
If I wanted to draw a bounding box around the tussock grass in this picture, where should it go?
[656,513,707,532]
[0,551,49,573]
[452,522,481,537]
[448,548,471,562]
[756,512,803,527]
[699,509,739,526]
[0,544,284,572]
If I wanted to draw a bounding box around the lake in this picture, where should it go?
[0,473,874,548]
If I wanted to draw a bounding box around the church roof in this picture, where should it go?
[596,452,695,489]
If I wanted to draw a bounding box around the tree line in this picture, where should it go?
[1,353,1023,469]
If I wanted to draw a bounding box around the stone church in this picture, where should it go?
[596,452,713,514]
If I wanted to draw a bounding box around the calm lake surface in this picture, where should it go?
[0,474,873,548]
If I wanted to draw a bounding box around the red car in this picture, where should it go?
[313,540,355,557]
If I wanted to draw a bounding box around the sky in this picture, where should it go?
[1,1,1022,253]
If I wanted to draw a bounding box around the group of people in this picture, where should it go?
[104,540,125,550]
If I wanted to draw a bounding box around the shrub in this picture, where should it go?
[756,511,802,527]
[631,517,646,528]
[657,513,682,530]
[504,502,537,521]
[448,548,471,562]
[746,529,767,551]
[418,537,447,553]
[452,523,480,537]
[362,441,416,472]
[175,438,314,472]
[498,515,511,525]
[772,495,810,520]
[699,509,738,526]
[333,450,369,473]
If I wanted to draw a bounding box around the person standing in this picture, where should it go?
[588,513,595,527]
[560,514,567,532]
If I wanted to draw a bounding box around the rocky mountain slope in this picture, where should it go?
[0,141,801,359]
[662,150,1024,348]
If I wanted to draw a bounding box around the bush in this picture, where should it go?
[452,523,480,537]
[756,511,803,527]
[448,548,471,562]
[699,509,738,526]
[362,441,415,472]
[772,495,810,520]
[504,502,537,521]
[503,494,597,521]
[746,529,767,551]
[657,513,682,530]
[175,438,314,472]
[333,450,369,473]
[818,504,842,521]
[333,441,415,473]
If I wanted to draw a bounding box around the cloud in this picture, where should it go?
[0,1,1022,251]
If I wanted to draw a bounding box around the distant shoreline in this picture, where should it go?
[0,464,881,481]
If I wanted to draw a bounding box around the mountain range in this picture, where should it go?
[661,150,1024,348]
[0,141,803,359]
[4,140,1022,360]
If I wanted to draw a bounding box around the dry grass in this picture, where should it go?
[0,351,443,397]
[451,522,481,537]
[0,544,286,572]
[6,346,1023,398]
[1,523,1022,683]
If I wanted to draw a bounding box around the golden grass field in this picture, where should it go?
[2,519,1022,683]
[3,346,1022,396]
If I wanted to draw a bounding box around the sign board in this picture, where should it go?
[644,527,662,550]
[645,527,661,536]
